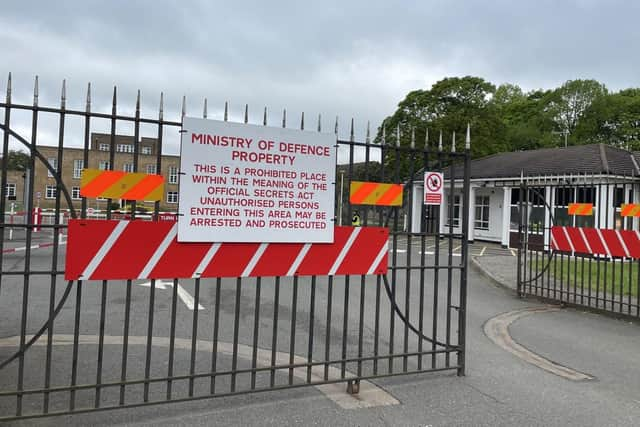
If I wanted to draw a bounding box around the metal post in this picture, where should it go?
[339,170,344,225]
[457,124,471,376]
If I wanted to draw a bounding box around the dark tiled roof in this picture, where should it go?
[451,144,640,179]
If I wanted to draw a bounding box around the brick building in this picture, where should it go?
[5,133,180,212]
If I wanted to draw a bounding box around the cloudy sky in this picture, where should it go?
[1,0,639,157]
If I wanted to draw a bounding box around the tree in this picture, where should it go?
[545,79,607,143]
[375,76,505,178]
[574,88,640,148]
[1,150,30,171]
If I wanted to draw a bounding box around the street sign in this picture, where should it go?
[424,171,443,205]
[36,191,41,199]
[86,207,95,215]
[178,117,336,243]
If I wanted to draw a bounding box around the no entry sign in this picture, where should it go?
[424,171,443,205]
[178,117,336,243]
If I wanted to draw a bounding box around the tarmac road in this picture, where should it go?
[1,233,639,426]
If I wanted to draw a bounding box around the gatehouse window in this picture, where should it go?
[446,194,461,227]
[474,195,490,230]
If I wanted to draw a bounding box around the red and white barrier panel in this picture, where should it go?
[551,226,640,259]
[2,241,65,254]
[65,220,389,280]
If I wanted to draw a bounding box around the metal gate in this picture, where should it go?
[0,75,470,421]
[517,174,640,318]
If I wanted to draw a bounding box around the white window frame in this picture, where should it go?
[446,194,461,227]
[73,159,84,179]
[141,146,152,155]
[72,186,81,200]
[47,157,58,178]
[167,191,178,204]
[98,143,110,151]
[5,183,16,197]
[99,161,110,170]
[474,195,490,230]
[168,166,178,184]
[146,164,157,174]
[123,163,134,173]
[116,144,134,153]
[45,185,57,199]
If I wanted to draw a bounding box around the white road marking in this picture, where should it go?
[138,280,205,311]
[510,249,516,257]
[483,307,593,381]
[479,246,487,256]
[0,334,399,410]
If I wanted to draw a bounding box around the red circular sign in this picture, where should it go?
[426,173,442,192]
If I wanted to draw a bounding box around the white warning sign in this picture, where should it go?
[424,171,443,205]
[178,117,336,243]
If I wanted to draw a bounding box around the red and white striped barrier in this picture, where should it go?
[551,226,640,259]
[65,220,389,280]
[2,240,66,254]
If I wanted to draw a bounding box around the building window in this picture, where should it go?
[72,186,81,200]
[99,161,110,170]
[446,194,461,227]
[47,157,58,178]
[474,195,490,230]
[146,164,157,174]
[99,143,110,151]
[5,183,16,198]
[123,163,134,173]
[141,146,152,155]
[73,159,84,179]
[116,144,133,153]
[168,166,178,184]
[510,187,547,233]
[46,185,57,199]
[167,191,178,204]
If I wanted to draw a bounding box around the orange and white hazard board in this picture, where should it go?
[65,220,389,280]
[349,181,403,206]
[80,169,164,201]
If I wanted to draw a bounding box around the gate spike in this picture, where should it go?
[396,124,401,147]
[135,89,141,114]
[181,95,186,119]
[112,86,117,113]
[334,116,339,135]
[317,114,322,132]
[465,123,471,150]
[244,104,249,123]
[263,107,267,126]
[366,121,371,144]
[34,75,39,107]
[224,101,228,121]
[350,118,355,142]
[300,112,305,130]
[85,82,91,113]
[61,79,67,109]
[451,131,456,153]
[438,130,443,151]
[5,72,11,103]
[282,108,287,128]
[159,92,164,121]
[411,127,415,149]
[203,98,208,119]
[425,128,429,149]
